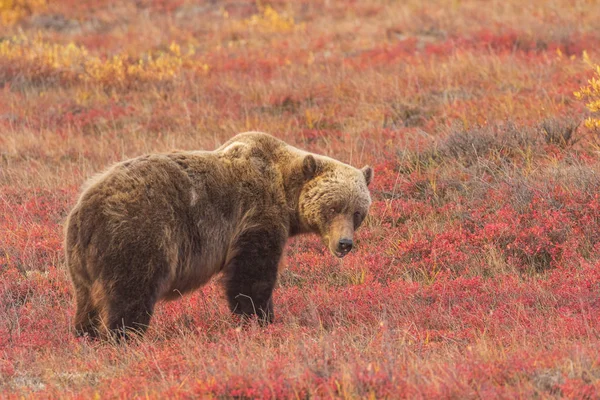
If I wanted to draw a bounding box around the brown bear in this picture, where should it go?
[65,132,373,339]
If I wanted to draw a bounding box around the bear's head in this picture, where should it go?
[298,154,373,258]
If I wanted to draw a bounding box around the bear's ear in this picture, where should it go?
[302,155,319,180]
[361,166,373,186]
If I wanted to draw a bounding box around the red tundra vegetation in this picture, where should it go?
[1,0,600,398]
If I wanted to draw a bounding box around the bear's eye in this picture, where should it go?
[353,211,364,227]
[329,207,337,215]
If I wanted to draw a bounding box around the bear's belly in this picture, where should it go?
[160,242,228,301]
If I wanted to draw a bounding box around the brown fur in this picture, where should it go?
[65,132,373,339]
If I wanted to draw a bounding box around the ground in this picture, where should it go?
[1,0,600,398]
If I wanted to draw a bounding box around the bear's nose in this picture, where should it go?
[338,238,353,253]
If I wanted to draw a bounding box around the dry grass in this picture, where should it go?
[2,0,600,398]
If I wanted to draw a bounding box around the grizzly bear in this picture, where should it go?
[65,132,373,339]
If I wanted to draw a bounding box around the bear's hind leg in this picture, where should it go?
[107,302,154,340]
[103,279,162,341]
[73,287,100,338]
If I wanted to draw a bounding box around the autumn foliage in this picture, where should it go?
[2,0,600,398]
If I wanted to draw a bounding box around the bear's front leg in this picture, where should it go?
[223,227,286,325]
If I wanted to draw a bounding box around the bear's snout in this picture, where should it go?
[327,216,355,258]
[337,238,353,256]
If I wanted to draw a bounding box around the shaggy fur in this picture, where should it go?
[65,132,373,339]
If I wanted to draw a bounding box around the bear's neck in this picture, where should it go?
[278,153,312,237]
[281,171,307,237]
